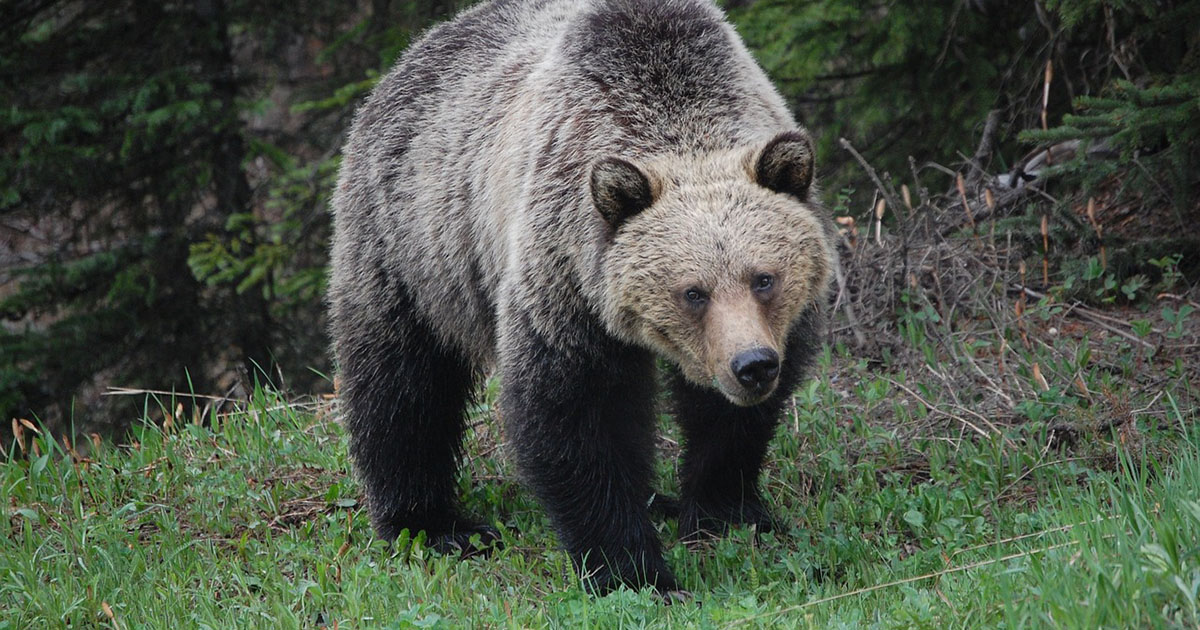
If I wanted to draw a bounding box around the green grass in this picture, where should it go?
[3,336,1198,629]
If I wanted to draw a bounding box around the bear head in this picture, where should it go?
[594,131,834,407]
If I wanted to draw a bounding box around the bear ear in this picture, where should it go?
[591,157,654,230]
[754,131,815,200]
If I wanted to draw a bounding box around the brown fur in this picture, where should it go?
[328,0,837,593]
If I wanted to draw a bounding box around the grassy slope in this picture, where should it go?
[3,325,1199,630]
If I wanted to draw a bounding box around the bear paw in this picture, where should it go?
[647,492,681,519]
[581,554,680,596]
[678,497,779,542]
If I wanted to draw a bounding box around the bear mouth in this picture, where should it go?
[713,374,778,407]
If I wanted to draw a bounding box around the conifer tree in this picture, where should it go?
[0,0,459,434]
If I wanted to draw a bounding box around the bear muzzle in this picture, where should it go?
[731,347,780,391]
[712,346,781,406]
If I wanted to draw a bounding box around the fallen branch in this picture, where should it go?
[967,109,1002,186]
[1015,285,1156,350]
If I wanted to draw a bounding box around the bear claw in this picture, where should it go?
[428,524,505,558]
[662,589,694,605]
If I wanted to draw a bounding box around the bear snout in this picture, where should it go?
[730,347,780,392]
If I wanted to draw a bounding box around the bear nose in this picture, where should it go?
[730,348,780,390]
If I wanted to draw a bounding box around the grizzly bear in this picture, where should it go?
[329,0,836,594]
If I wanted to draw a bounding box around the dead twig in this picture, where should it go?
[939,183,1039,237]
[832,253,867,348]
[840,138,904,220]
[882,376,992,440]
[103,387,235,402]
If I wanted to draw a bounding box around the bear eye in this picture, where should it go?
[753,273,775,292]
[684,287,708,305]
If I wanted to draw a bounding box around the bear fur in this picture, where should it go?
[329,0,836,594]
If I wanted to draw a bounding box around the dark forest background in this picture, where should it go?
[2,0,1197,438]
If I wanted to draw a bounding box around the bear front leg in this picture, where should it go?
[671,373,782,540]
[500,323,677,594]
[671,315,821,540]
[334,288,499,555]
